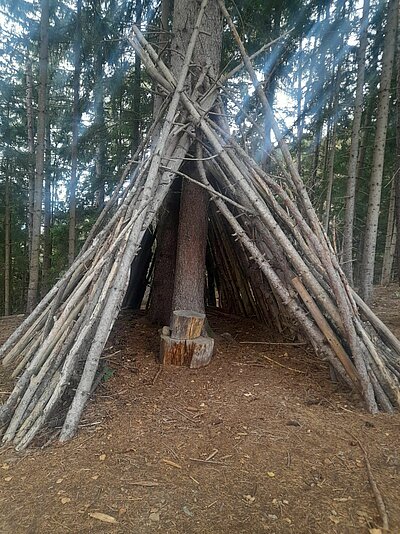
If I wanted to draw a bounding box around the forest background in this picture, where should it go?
[0,0,399,315]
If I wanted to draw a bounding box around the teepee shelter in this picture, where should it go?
[1,0,400,452]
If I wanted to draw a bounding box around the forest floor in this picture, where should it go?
[0,287,400,534]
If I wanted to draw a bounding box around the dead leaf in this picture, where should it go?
[243,494,255,504]
[1,464,10,470]
[91,475,99,480]
[162,459,182,469]
[56,478,63,484]
[89,512,118,524]
[99,454,106,461]
[4,476,12,482]
[60,497,71,504]
[369,529,382,534]
[329,515,340,524]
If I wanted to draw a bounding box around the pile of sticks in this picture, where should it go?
[1,0,400,450]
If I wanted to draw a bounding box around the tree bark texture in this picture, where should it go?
[68,0,82,266]
[381,181,397,284]
[4,169,11,316]
[93,2,106,210]
[170,0,222,316]
[25,59,35,262]
[149,183,181,324]
[131,0,142,155]
[323,65,341,234]
[147,0,175,324]
[296,37,303,174]
[42,124,52,296]
[342,0,370,284]
[172,175,209,314]
[360,0,399,302]
[26,0,50,313]
[395,16,400,284]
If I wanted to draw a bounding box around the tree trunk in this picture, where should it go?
[172,176,209,313]
[42,124,52,296]
[131,0,142,155]
[147,0,177,325]
[4,167,11,316]
[151,0,171,143]
[360,0,399,302]
[381,181,397,285]
[149,181,181,324]
[309,118,323,203]
[296,37,303,174]
[323,66,341,234]
[26,0,50,313]
[170,0,222,317]
[93,3,106,210]
[342,0,370,285]
[68,0,82,266]
[124,228,154,310]
[25,59,35,262]
[395,19,400,284]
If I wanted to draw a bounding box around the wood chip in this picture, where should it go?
[162,459,182,469]
[88,512,118,524]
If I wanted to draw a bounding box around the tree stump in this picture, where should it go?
[171,310,205,339]
[160,310,214,368]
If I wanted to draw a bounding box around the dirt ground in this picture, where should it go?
[0,287,400,534]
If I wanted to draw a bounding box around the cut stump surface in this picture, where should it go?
[171,310,206,340]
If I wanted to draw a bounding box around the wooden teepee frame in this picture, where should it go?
[1,0,400,451]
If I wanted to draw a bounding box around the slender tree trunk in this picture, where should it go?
[261,7,281,169]
[149,181,181,324]
[42,124,52,295]
[26,0,50,313]
[381,181,397,284]
[26,59,35,262]
[309,118,323,203]
[296,37,303,174]
[323,66,341,233]
[395,19,400,283]
[170,0,223,316]
[360,0,399,302]
[93,4,105,210]
[147,0,176,325]
[132,0,142,154]
[152,0,171,142]
[4,167,11,316]
[342,0,370,284]
[68,0,82,266]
